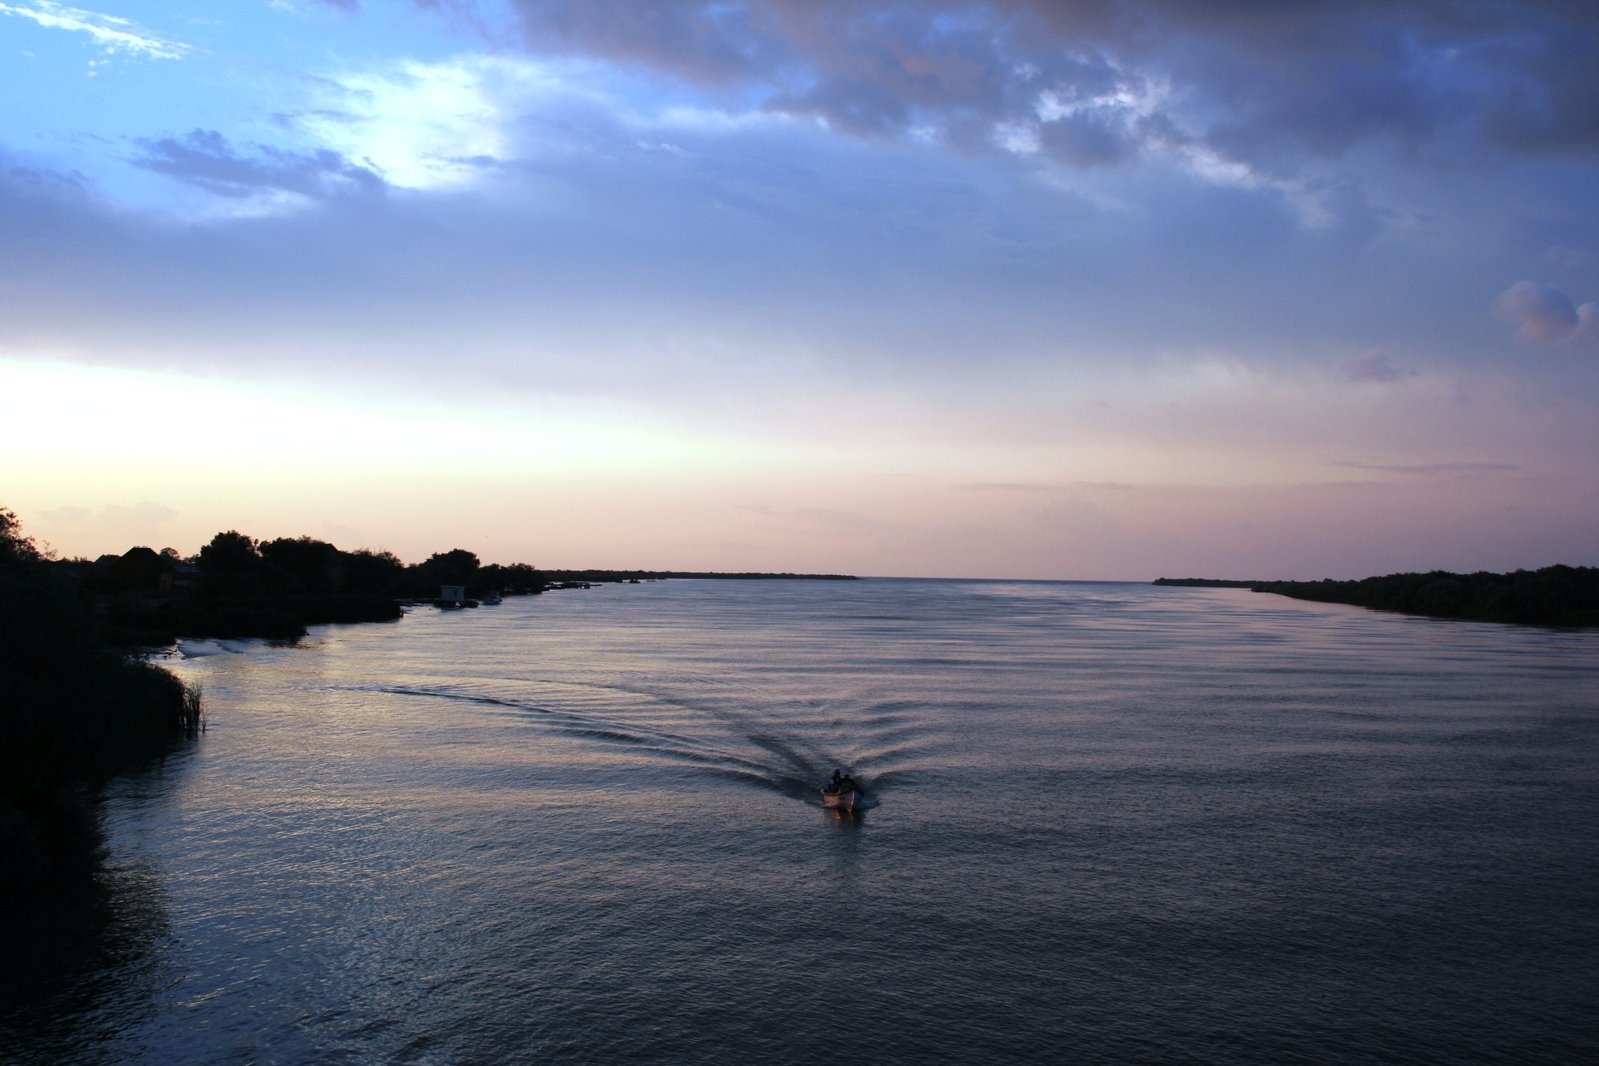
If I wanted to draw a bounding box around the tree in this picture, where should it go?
[0,507,38,565]
[260,536,342,595]
[429,549,481,584]
[342,548,404,597]
[408,548,481,595]
[479,562,547,595]
[197,530,264,597]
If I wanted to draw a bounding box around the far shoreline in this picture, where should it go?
[1153,566,1599,628]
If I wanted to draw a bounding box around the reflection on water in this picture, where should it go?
[1,749,201,1063]
[1,846,172,1063]
[4,580,1597,1064]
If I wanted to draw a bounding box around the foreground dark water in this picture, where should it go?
[4,579,1597,1064]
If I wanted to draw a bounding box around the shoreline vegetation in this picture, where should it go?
[1150,578,1259,588]
[50,530,860,646]
[1156,566,1599,627]
[1,510,202,896]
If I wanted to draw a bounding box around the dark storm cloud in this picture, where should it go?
[494,0,1599,168]
[1479,19,1599,156]
[131,129,385,200]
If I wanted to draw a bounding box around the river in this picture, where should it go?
[4,579,1596,1063]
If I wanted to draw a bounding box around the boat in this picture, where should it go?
[821,787,859,812]
[821,772,863,812]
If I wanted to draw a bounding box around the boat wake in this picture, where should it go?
[370,678,935,809]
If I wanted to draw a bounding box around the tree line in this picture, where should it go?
[1251,565,1599,626]
[63,531,549,643]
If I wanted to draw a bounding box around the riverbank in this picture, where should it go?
[1152,578,1260,588]
[1,509,202,895]
[1171,565,1599,627]
[103,592,405,645]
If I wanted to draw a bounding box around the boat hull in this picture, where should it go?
[821,789,859,813]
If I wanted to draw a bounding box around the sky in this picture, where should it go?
[1,0,1596,579]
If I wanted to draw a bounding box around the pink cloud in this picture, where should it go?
[1493,280,1599,351]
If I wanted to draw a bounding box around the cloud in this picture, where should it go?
[292,55,557,190]
[1038,110,1135,168]
[1481,27,1599,157]
[503,1,1163,158]
[131,129,385,203]
[0,1,190,59]
[1493,280,1599,351]
[1341,349,1415,383]
[1332,461,1521,477]
[503,1,770,87]
[493,0,1599,179]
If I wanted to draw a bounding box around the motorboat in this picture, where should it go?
[821,774,863,812]
[821,787,858,812]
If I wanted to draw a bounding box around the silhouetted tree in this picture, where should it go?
[197,530,265,597]
[407,548,480,596]
[260,536,342,595]
[1253,566,1599,626]
[342,548,404,597]
[478,562,547,595]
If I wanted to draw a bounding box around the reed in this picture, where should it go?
[180,684,205,735]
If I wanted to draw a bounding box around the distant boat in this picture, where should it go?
[821,774,863,813]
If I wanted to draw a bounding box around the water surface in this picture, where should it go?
[4,579,1596,1063]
